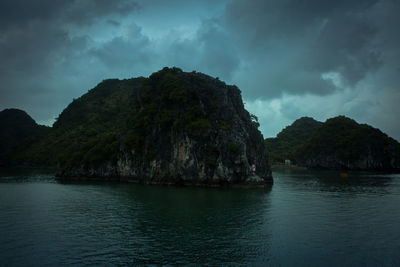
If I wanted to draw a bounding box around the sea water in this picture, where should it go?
[0,168,399,266]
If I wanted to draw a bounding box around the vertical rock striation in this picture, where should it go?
[55,67,272,186]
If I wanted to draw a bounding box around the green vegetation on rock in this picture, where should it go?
[0,109,49,166]
[297,116,400,170]
[264,117,322,164]
[266,115,400,170]
[5,67,272,185]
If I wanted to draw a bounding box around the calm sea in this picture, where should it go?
[0,168,399,266]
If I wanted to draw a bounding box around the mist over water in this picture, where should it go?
[1,169,399,266]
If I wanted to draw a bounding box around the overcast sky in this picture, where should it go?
[1,0,399,140]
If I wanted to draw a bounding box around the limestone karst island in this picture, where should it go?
[1,67,272,186]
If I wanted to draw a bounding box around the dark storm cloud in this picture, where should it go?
[89,24,151,72]
[0,0,139,123]
[222,0,387,97]
[0,0,139,28]
[0,0,399,139]
[0,0,140,78]
[221,0,400,139]
[163,19,241,80]
[309,12,382,86]
[225,0,378,34]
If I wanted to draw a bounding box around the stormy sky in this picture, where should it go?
[1,0,399,140]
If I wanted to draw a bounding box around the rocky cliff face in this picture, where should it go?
[55,67,272,186]
[300,144,400,171]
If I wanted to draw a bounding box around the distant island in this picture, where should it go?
[265,116,400,171]
[1,67,272,186]
[0,109,49,167]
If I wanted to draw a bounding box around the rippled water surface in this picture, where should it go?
[1,168,400,266]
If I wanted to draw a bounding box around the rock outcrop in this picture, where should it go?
[264,117,322,164]
[296,116,400,171]
[266,116,400,171]
[0,108,49,166]
[49,67,272,186]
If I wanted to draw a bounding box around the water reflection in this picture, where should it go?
[0,169,273,265]
[1,168,400,266]
[104,185,273,265]
[274,169,394,195]
[269,170,400,266]
[0,167,56,183]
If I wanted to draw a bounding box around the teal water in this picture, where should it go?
[0,169,400,266]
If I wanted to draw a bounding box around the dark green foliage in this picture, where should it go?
[172,105,204,131]
[123,68,213,155]
[218,120,231,131]
[266,115,400,170]
[184,118,211,136]
[296,116,400,168]
[265,117,322,164]
[13,67,238,169]
[159,110,174,128]
[0,109,49,165]
[228,142,240,156]
[204,155,217,168]
[204,144,219,168]
[250,113,260,128]
[12,78,144,167]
